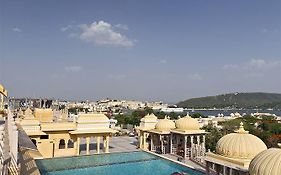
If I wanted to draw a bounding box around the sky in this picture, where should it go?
[0,0,281,103]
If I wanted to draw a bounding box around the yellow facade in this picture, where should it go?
[34,108,54,122]
[19,110,116,158]
[0,84,8,115]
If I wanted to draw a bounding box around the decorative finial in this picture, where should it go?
[236,122,248,134]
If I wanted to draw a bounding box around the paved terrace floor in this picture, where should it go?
[79,136,138,155]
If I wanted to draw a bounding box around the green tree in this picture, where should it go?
[203,124,223,151]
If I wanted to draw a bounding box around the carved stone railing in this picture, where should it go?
[0,109,19,175]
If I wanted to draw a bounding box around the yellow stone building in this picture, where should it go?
[205,122,267,175]
[136,114,207,161]
[19,109,116,158]
[0,84,8,116]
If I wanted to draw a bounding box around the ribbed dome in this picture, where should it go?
[155,117,175,131]
[216,123,267,159]
[175,115,200,130]
[249,147,281,175]
[141,113,158,122]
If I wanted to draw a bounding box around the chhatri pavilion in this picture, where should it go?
[136,114,207,162]
[18,108,116,158]
[205,122,268,175]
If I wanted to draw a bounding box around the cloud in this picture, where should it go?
[222,59,281,80]
[78,21,134,47]
[244,72,264,79]
[115,24,129,30]
[248,59,281,69]
[107,74,126,80]
[261,28,268,33]
[61,25,73,32]
[222,64,238,70]
[159,59,167,64]
[12,27,22,32]
[188,73,202,80]
[249,59,266,68]
[64,66,82,72]
[223,59,281,71]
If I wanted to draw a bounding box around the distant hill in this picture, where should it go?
[177,92,281,109]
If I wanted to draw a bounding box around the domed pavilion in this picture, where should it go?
[170,115,207,161]
[135,113,158,150]
[205,122,267,175]
[149,116,176,154]
[249,144,281,175]
[136,114,207,162]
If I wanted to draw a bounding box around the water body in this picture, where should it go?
[36,151,203,175]
[186,109,281,117]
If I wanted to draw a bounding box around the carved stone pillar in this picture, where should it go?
[190,135,194,158]
[170,133,173,154]
[105,135,109,153]
[86,137,90,155]
[96,136,100,154]
[76,137,80,155]
[184,135,187,159]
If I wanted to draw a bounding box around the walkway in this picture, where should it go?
[79,136,138,155]
[163,153,206,173]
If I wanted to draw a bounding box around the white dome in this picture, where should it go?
[175,115,200,130]
[216,123,267,159]
[155,117,175,131]
[249,147,281,175]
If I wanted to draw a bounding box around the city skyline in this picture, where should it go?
[1,0,281,102]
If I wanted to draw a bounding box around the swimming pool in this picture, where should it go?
[36,151,204,175]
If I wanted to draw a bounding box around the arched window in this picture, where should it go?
[67,139,74,148]
[59,139,66,149]
[31,139,37,146]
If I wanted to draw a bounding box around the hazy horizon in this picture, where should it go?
[1,0,281,103]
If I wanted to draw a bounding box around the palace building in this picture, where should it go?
[18,108,116,158]
[136,114,207,162]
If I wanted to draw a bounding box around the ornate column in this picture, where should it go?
[170,133,173,154]
[229,168,233,175]
[206,161,210,175]
[223,166,227,175]
[96,136,100,154]
[76,137,80,155]
[105,135,109,153]
[150,133,153,151]
[139,135,143,149]
[143,133,147,150]
[190,135,194,158]
[160,135,163,154]
[197,135,200,158]
[184,135,187,159]
[202,135,206,156]
[86,137,90,155]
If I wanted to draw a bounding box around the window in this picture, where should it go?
[59,139,66,149]
[31,139,37,146]
[67,139,74,148]
[40,135,49,139]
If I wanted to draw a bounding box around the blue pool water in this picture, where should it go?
[36,151,204,175]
